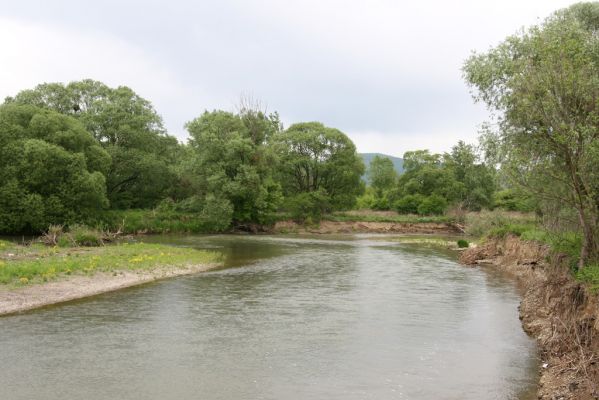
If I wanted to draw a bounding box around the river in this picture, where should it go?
[0,234,538,399]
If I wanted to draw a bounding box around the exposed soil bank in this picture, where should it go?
[273,220,462,234]
[0,263,218,316]
[461,236,599,399]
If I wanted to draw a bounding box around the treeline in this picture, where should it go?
[0,81,365,233]
[358,144,498,215]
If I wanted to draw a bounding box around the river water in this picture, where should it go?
[0,235,538,399]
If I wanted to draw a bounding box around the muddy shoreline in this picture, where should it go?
[461,236,599,399]
[0,263,218,316]
[272,220,462,235]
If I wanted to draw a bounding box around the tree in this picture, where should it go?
[463,2,599,268]
[368,155,398,197]
[443,141,496,210]
[6,80,179,208]
[398,150,461,201]
[0,104,109,233]
[276,122,365,211]
[185,109,282,228]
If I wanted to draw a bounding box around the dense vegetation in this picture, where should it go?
[464,2,599,269]
[0,83,368,233]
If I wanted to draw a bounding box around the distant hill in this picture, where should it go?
[359,153,404,177]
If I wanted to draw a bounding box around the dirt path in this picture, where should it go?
[0,263,218,316]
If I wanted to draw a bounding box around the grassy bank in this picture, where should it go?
[0,239,221,287]
[464,210,599,291]
[100,209,207,234]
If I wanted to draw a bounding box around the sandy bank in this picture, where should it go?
[461,236,599,399]
[0,263,218,316]
[273,220,462,234]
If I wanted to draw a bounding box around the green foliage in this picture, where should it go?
[417,194,448,216]
[493,189,536,212]
[576,264,599,292]
[0,242,221,286]
[464,3,599,266]
[7,80,179,209]
[394,194,425,214]
[368,155,398,197]
[394,146,495,214]
[199,195,233,232]
[185,110,282,228]
[464,210,537,238]
[0,104,109,233]
[276,122,365,211]
[68,224,103,247]
[100,209,204,234]
[457,239,469,248]
[285,190,331,223]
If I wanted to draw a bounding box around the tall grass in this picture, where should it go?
[100,210,207,234]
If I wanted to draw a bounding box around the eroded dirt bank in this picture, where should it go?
[461,236,599,399]
[273,220,462,234]
[0,263,218,316]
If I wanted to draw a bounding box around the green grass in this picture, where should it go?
[324,212,454,224]
[0,242,221,286]
[576,264,599,293]
[100,209,207,234]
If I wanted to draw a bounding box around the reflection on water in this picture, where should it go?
[0,235,538,400]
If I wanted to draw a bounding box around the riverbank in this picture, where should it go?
[461,236,599,399]
[273,220,461,234]
[0,241,221,316]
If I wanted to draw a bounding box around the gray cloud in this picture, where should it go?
[0,0,577,156]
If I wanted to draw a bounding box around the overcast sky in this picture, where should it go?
[0,0,578,156]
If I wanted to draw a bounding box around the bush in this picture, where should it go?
[199,195,233,232]
[68,224,103,246]
[493,189,536,212]
[285,190,330,223]
[417,194,447,215]
[175,195,204,213]
[394,194,424,214]
[457,239,469,248]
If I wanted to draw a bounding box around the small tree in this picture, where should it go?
[368,155,398,198]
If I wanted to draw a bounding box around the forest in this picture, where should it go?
[0,79,502,233]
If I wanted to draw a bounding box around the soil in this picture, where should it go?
[273,220,461,234]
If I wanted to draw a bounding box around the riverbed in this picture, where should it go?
[0,234,538,399]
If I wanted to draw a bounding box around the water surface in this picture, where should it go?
[0,235,538,399]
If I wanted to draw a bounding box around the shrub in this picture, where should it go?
[394,194,424,214]
[68,224,103,246]
[457,239,469,248]
[493,189,536,212]
[199,195,233,232]
[417,194,447,216]
[285,190,330,223]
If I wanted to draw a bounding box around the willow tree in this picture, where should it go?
[463,2,599,268]
[6,80,179,208]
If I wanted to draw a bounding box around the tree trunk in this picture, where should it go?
[578,208,599,269]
